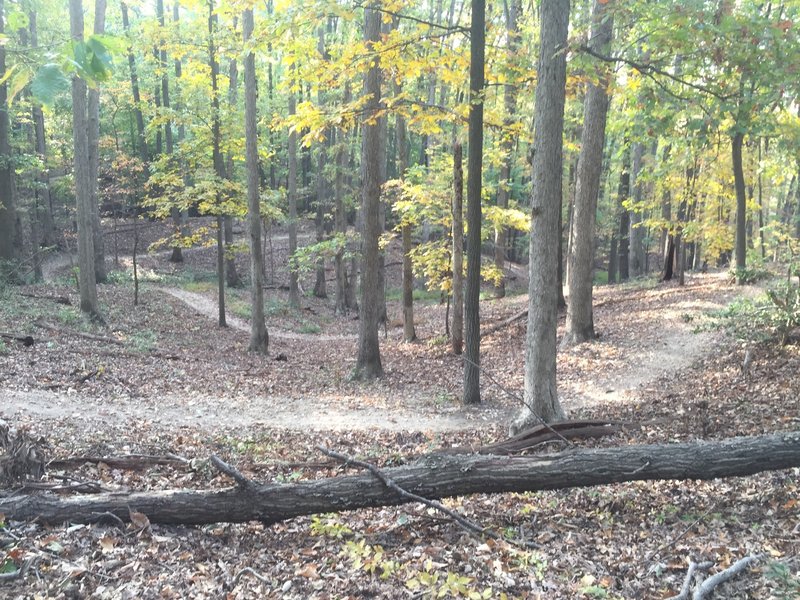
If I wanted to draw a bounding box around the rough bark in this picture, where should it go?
[562,0,613,348]
[513,0,570,432]
[493,0,520,299]
[88,0,107,283]
[353,4,383,380]
[0,0,17,268]
[4,432,799,526]
[732,131,747,282]
[313,26,329,300]
[243,9,268,354]
[463,0,485,406]
[452,142,464,355]
[70,0,101,320]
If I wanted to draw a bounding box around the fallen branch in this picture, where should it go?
[0,332,34,347]
[668,561,713,600]
[48,454,189,471]
[438,420,622,455]
[19,292,71,305]
[33,321,124,346]
[1,432,798,526]
[692,555,762,600]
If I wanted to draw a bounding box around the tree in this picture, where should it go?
[69,0,101,321]
[287,68,300,309]
[562,0,614,348]
[353,4,383,381]
[463,0,486,406]
[512,0,570,433]
[493,0,520,299]
[451,142,464,355]
[87,0,107,284]
[243,8,267,355]
[0,0,17,272]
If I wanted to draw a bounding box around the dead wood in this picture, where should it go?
[1,432,799,527]
[34,321,124,346]
[0,332,35,347]
[48,454,189,471]
[437,420,623,455]
[668,555,761,600]
[19,292,71,305]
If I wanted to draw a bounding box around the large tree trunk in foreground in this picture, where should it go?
[3,432,798,526]
[515,0,570,432]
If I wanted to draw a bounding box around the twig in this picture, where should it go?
[318,446,537,549]
[89,511,127,529]
[692,555,762,600]
[231,566,271,587]
[210,455,256,490]
[667,561,714,600]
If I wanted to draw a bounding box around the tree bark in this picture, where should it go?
[452,142,464,355]
[88,0,107,283]
[616,144,631,282]
[243,9,267,354]
[70,0,101,320]
[4,432,799,526]
[463,0,486,406]
[223,45,242,289]
[313,27,329,300]
[514,0,570,432]
[353,4,383,380]
[0,0,17,269]
[732,131,747,282]
[493,0,520,299]
[562,0,613,348]
[395,90,415,342]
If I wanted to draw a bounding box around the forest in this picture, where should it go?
[1,0,800,597]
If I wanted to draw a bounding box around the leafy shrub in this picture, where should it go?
[729,264,772,284]
[711,283,800,344]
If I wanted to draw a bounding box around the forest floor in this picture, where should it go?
[1,225,799,599]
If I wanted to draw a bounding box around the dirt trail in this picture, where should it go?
[159,287,355,342]
[7,259,756,432]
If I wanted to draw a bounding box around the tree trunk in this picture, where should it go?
[224,49,242,289]
[628,142,645,278]
[208,0,226,326]
[243,9,267,354]
[5,432,799,526]
[121,2,148,166]
[88,0,107,283]
[395,93,415,341]
[29,11,55,251]
[0,0,17,270]
[463,0,486,406]
[452,143,464,355]
[353,4,383,380]
[493,0,520,299]
[514,0,570,433]
[313,27,329,300]
[70,0,101,320]
[562,0,613,349]
[287,73,300,308]
[732,131,747,281]
[334,127,347,315]
[616,144,631,282]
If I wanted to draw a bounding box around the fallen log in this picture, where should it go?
[1,431,798,526]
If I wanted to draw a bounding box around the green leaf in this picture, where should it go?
[7,68,31,105]
[6,10,29,31]
[31,64,70,106]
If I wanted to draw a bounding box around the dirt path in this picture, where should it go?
[159,287,355,342]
